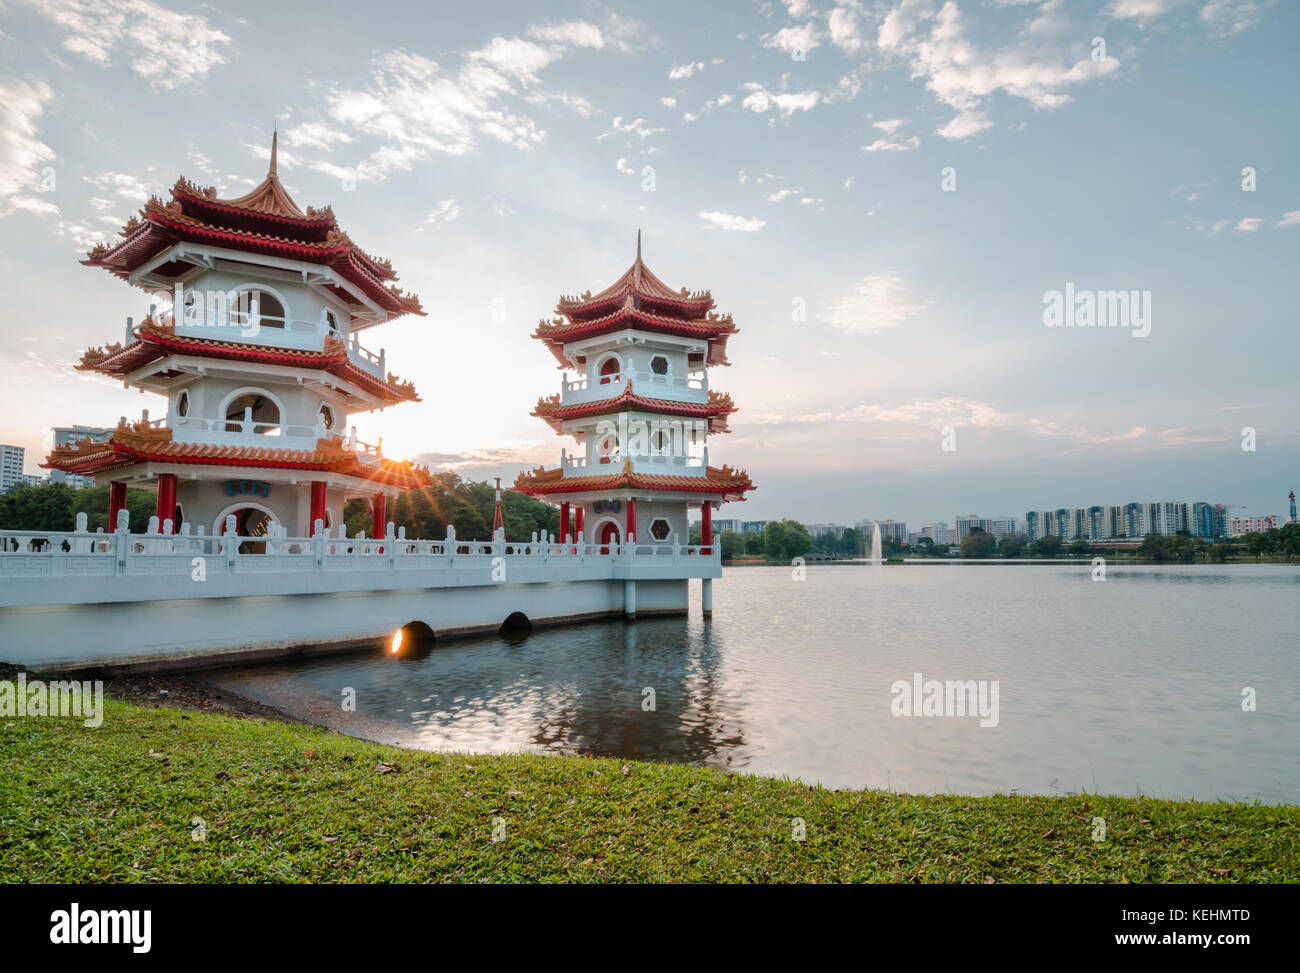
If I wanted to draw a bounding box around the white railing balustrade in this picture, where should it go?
[0,517,720,580]
[159,304,386,380]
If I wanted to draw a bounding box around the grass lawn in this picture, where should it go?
[2,699,1296,883]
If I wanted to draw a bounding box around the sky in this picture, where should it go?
[0,0,1296,527]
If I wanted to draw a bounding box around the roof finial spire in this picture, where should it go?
[633,228,642,288]
[269,125,278,179]
[636,228,642,262]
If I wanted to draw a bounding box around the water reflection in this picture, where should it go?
[200,563,1300,802]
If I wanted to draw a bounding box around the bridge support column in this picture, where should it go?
[155,473,177,533]
[624,579,636,619]
[702,578,713,615]
[109,481,127,530]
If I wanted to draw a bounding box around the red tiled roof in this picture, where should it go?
[77,319,419,405]
[514,457,753,500]
[533,304,737,367]
[43,419,432,489]
[82,141,422,321]
[532,382,735,433]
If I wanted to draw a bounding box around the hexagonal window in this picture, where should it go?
[648,518,672,542]
[649,355,669,375]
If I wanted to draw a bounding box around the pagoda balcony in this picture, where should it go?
[560,367,706,406]
[560,447,708,477]
[166,309,387,381]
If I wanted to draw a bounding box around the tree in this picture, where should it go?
[837,527,860,558]
[0,482,154,533]
[744,532,765,556]
[959,527,997,558]
[1068,538,1093,556]
[999,532,1030,558]
[719,529,745,559]
[1032,535,1063,557]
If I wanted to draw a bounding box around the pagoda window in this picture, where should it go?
[175,390,190,418]
[222,390,282,435]
[324,309,341,338]
[231,288,287,330]
[649,355,669,376]
[597,356,621,385]
[648,519,671,542]
[318,404,336,431]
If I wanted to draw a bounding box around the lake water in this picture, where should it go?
[203,564,1300,803]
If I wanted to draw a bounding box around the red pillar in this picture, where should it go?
[109,481,127,530]
[155,473,177,533]
[575,506,584,540]
[559,502,570,543]
[627,498,637,543]
[371,492,387,539]
[309,481,328,535]
[702,501,713,553]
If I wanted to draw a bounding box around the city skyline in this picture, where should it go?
[0,0,1296,525]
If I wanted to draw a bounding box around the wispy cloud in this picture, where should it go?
[819,273,933,333]
[699,210,767,232]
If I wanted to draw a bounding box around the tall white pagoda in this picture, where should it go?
[515,234,753,550]
[45,135,431,540]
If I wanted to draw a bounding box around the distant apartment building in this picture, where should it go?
[741,520,769,535]
[1231,515,1279,536]
[712,518,743,534]
[954,515,1016,542]
[856,519,907,543]
[910,521,954,546]
[1,445,27,495]
[1026,499,1227,541]
[48,425,112,488]
[807,523,847,540]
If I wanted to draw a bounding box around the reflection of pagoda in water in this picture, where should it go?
[45,134,430,540]
[515,234,753,554]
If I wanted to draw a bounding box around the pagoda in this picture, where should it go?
[45,134,431,540]
[514,234,753,550]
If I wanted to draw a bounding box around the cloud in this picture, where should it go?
[1277,211,1300,228]
[284,122,355,152]
[878,0,1120,139]
[15,0,232,90]
[527,20,606,48]
[0,78,58,218]
[828,7,866,54]
[424,199,460,227]
[669,61,704,80]
[1200,0,1273,37]
[767,189,800,202]
[659,96,677,107]
[1234,216,1264,233]
[615,157,635,175]
[764,24,820,55]
[862,135,920,152]
[1104,0,1177,21]
[597,116,665,140]
[873,118,906,134]
[819,273,933,333]
[699,211,767,232]
[741,82,821,117]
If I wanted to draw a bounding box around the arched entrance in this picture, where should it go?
[213,502,277,554]
[596,519,620,554]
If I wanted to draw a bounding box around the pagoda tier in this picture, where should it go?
[78,316,418,406]
[515,458,753,502]
[534,234,737,369]
[83,134,422,326]
[44,417,431,491]
[532,382,735,435]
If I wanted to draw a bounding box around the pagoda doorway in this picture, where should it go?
[596,519,620,554]
[215,503,276,554]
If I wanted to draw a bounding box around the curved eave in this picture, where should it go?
[532,392,735,434]
[514,465,753,500]
[77,328,420,405]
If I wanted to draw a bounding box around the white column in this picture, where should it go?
[702,578,713,615]
[624,579,637,618]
